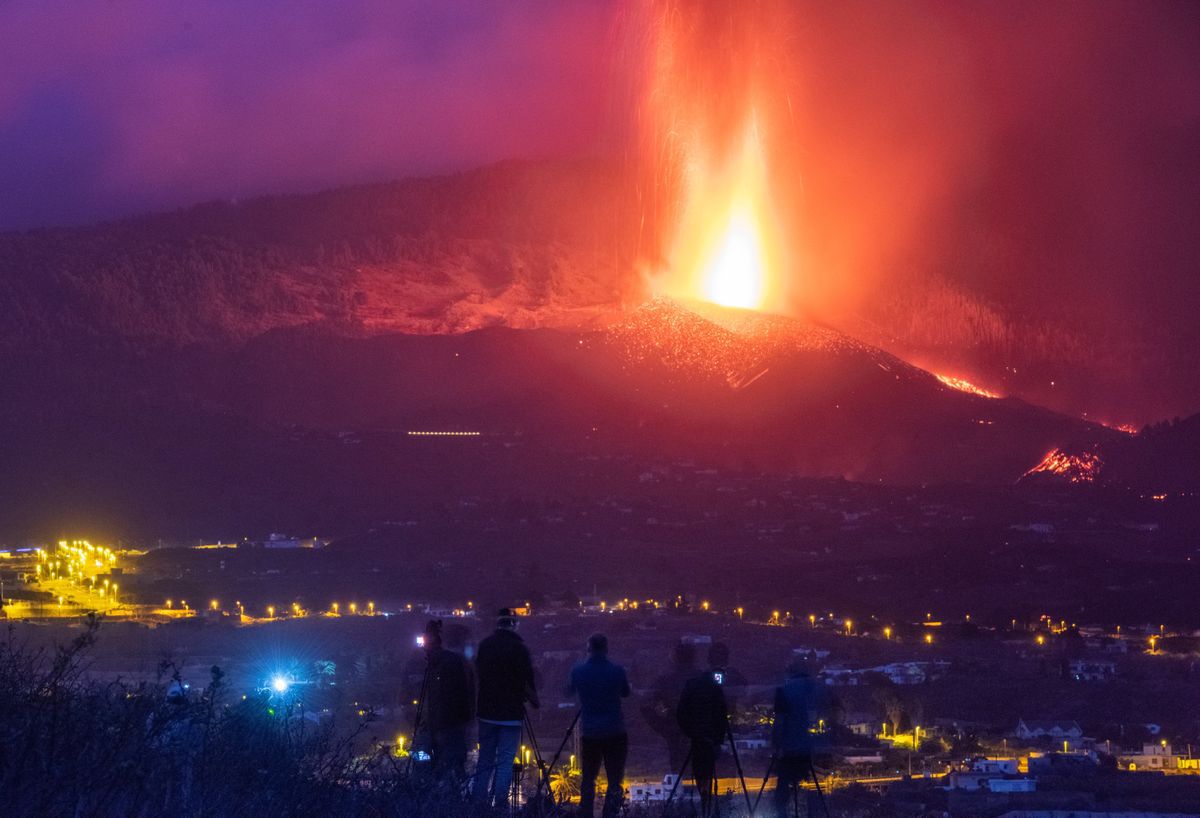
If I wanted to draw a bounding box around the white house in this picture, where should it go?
[1014,720,1083,742]
[628,775,690,803]
[1119,743,1181,772]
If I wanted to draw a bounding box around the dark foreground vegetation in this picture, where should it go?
[0,617,472,817]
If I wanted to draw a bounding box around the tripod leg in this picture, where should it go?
[751,752,776,816]
[537,708,580,804]
[808,763,831,818]
[406,665,432,776]
[661,744,693,817]
[724,725,754,817]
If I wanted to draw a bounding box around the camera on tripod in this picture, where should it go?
[417,618,443,648]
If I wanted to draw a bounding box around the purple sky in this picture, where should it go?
[0,0,617,230]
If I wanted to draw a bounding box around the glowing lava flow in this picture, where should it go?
[935,373,1000,399]
[664,125,783,312]
[1023,448,1103,483]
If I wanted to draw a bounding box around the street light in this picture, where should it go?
[267,605,275,618]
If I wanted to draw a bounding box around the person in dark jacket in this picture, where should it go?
[676,657,729,816]
[771,657,833,818]
[472,609,538,805]
[569,633,631,818]
[415,619,475,785]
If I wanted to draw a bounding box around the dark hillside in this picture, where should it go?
[0,160,640,348]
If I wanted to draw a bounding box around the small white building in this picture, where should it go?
[629,775,689,803]
[1120,742,1181,772]
[971,758,1019,775]
[950,760,1035,793]
[1014,719,1083,742]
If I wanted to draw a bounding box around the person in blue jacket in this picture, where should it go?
[568,633,631,817]
[771,656,834,817]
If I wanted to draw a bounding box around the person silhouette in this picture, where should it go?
[641,641,696,776]
[569,633,631,818]
[415,619,474,786]
[472,608,538,806]
[771,657,833,817]
[676,660,728,815]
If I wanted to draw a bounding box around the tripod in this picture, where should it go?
[751,753,831,818]
[521,708,581,816]
[405,662,433,777]
[661,721,753,817]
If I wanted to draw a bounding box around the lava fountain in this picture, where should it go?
[638,0,798,315]
[669,123,781,310]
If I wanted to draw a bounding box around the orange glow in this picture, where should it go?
[934,373,1000,399]
[1023,448,1103,483]
[663,126,782,311]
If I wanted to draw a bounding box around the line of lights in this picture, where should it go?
[406,431,481,437]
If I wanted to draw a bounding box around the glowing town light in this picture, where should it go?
[271,676,290,694]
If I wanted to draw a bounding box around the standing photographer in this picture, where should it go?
[472,608,538,806]
[676,657,729,816]
[771,657,833,818]
[415,619,475,786]
[569,633,631,818]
